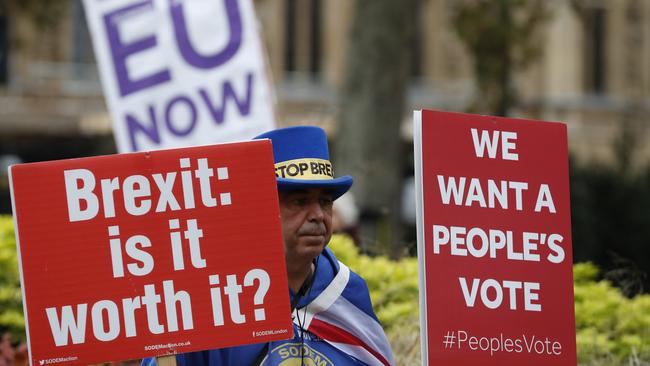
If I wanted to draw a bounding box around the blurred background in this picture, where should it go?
[1,0,648,290]
[0,0,649,364]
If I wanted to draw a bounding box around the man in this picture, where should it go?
[142,126,394,365]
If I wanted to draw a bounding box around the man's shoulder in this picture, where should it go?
[323,247,368,290]
[322,248,378,321]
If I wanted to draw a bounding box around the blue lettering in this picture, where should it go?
[125,106,160,151]
[165,95,197,136]
[171,0,242,69]
[200,72,254,125]
[104,0,171,97]
[123,72,254,150]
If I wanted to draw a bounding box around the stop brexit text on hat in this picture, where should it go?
[414,109,577,366]
[255,126,353,199]
[8,141,292,365]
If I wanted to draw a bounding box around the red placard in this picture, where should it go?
[9,140,292,365]
[414,110,576,365]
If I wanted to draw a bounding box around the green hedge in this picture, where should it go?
[573,262,650,363]
[328,235,650,365]
[1,217,649,365]
[0,216,24,342]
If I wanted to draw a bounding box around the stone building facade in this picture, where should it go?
[1,0,649,185]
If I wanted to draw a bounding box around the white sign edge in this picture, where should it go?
[8,165,34,366]
[413,110,428,366]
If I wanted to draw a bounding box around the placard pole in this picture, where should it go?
[156,355,177,366]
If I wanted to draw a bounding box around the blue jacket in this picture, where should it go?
[142,248,393,366]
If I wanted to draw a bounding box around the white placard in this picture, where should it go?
[84,0,276,152]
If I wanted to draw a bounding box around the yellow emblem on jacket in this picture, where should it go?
[262,342,335,366]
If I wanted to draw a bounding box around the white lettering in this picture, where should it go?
[91,300,120,341]
[163,280,194,332]
[225,275,245,324]
[459,277,480,307]
[534,184,556,213]
[547,234,565,263]
[458,278,542,311]
[501,131,519,160]
[46,304,87,346]
[437,176,527,210]
[64,169,98,222]
[125,235,154,276]
[470,129,519,160]
[123,175,151,215]
[471,129,499,159]
[62,157,229,221]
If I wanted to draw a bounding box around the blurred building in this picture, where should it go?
[255,0,650,168]
[1,0,650,212]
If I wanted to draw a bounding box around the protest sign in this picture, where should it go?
[9,140,292,365]
[414,109,576,365]
[83,0,276,152]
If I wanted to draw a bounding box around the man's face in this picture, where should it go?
[279,188,334,262]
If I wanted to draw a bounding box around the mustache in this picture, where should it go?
[297,222,327,236]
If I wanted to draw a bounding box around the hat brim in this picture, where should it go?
[276,176,353,200]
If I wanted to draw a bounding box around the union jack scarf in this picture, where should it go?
[292,260,395,366]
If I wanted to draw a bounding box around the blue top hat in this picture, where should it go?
[254,126,353,200]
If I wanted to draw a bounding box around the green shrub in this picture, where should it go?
[329,235,650,366]
[328,234,419,328]
[0,215,24,342]
[1,218,649,365]
[574,263,650,363]
[329,235,421,364]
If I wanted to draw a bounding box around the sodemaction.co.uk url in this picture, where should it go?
[144,341,191,352]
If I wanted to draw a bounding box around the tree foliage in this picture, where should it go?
[451,0,550,116]
[1,0,66,30]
